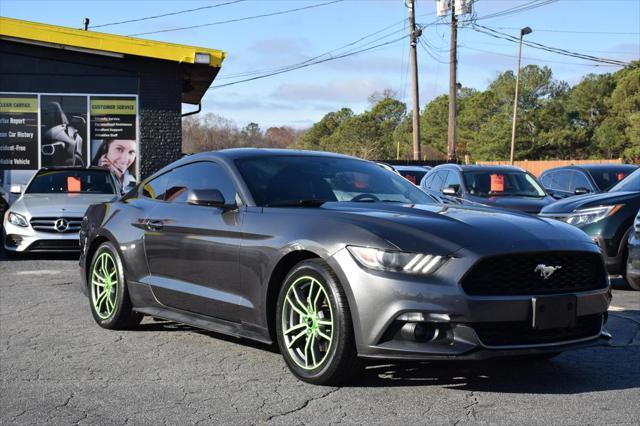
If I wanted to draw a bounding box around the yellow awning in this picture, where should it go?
[0,16,226,68]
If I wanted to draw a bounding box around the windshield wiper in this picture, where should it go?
[265,199,326,207]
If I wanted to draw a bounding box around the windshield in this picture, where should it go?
[235,156,435,207]
[589,167,637,191]
[609,168,640,192]
[463,171,546,198]
[26,170,115,194]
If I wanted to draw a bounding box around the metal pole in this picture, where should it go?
[447,3,458,163]
[509,33,524,165]
[408,0,422,160]
[83,18,90,31]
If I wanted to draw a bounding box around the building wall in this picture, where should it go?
[0,39,182,181]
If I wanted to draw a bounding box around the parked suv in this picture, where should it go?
[420,164,555,214]
[540,164,638,199]
[540,168,640,288]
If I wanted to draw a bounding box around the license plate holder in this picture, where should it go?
[531,295,577,330]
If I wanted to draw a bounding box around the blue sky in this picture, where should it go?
[1,0,639,129]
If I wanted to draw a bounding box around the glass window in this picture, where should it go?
[570,172,592,192]
[234,156,434,207]
[609,169,640,192]
[463,171,546,197]
[430,171,447,191]
[165,161,237,204]
[443,170,462,191]
[548,171,571,191]
[421,173,435,190]
[588,167,637,191]
[142,172,170,201]
[540,173,553,188]
[26,170,115,194]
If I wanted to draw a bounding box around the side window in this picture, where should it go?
[421,173,435,189]
[431,171,447,191]
[540,173,553,188]
[165,161,238,204]
[444,170,462,190]
[570,172,591,192]
[548,171,570,191]
[142,172,170,201]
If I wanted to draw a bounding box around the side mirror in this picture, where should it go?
[187,189,235,210]
[10,184,22,195]
[574,187,590,196]
[442,185,459,196]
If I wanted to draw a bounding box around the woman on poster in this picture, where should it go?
[92,139,137,189]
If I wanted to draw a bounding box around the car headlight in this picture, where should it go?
[7,211,28,227]
[562,205,623,226]
[347,246,447,275]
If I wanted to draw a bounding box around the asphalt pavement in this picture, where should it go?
[1,250,639,425]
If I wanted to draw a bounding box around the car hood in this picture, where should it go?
[465,195,554,214]
[320,202,595,256]
[12,193,116,218]
[540,191,640,213]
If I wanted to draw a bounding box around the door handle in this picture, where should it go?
[146,219,164,231]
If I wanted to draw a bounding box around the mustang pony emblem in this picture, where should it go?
[535,264,562,280]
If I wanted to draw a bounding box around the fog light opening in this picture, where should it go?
[399,322,454,344]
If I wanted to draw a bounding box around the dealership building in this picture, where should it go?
[0,16,225,192]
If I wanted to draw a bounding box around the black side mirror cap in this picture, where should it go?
[574,187,590,195]
[187,189,236,210]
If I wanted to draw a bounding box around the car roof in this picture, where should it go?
[202,148,357,161]
[541,164,638,173]
[393,165,430,171]
[36,166,111,172]
[429,164,527,173]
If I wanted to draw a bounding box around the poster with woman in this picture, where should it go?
[90,97,138,189]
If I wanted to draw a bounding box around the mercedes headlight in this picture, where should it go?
[563,205,623,226]
[8,211,28,227]
[347,246,447,275]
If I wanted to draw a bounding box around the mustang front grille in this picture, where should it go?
[469,314,603,346]
[460,251,607,296]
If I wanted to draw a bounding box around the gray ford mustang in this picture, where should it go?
[79,149,611,384]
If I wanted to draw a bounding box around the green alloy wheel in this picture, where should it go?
[276,259,360,385]
[91,252,119,320]
[282,275,334,370]
[88,242,142,329]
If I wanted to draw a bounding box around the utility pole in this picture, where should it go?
[510,26,532,165]
[408,0,422,160]
[447,2,458,163]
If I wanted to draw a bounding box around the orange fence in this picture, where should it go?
[475,159,624,177]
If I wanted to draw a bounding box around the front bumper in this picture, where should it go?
[329,248,611,360]
[2,220,80,252]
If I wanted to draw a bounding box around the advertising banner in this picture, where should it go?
[0,94,38,170]
[90,96,138,189]
[40,95,88,168]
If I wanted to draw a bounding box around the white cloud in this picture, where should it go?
[271,78,394,103]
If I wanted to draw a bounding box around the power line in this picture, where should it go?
[87,0,247,30]
[217,19,408,81]
[467,0,560,22]
[129,0,345,37]
[460,45,621,67]
[211,35,408,89]
[491,26,640,35]
[470,24,629,66]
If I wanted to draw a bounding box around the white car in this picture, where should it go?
[3,167,120,253]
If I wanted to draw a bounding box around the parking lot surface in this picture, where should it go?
[1,251,639,425]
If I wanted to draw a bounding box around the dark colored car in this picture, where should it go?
[80,149,610,384]
[0,186,8,231]
[420,164,555,214]
[626,210,640,290]
[540,164,638,199]
[540,168,640,288]
[393,165,431,185]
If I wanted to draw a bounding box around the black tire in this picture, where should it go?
[88,241,142,329]
[276,259,360,385]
